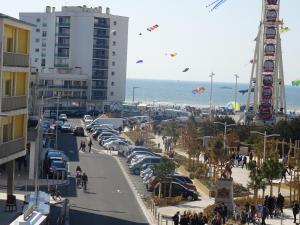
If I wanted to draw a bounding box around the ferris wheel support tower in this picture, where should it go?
[246,0,286,124]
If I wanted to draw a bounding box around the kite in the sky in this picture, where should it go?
[206,0,227,12]
[292,80,300,86]
[136,60,143,64]
[182,68,189,72]
[165,52,177,57]
[192,87,205,94]
[147,24,159,32]
[139,33,142,36]
[279,26,291,34]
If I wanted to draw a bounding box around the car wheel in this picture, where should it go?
[187,195,193,201]
[134,168,140,175]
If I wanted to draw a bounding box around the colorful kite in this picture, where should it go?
[192,87,205,94]
[147,24,159,32]
[292,80,300,86]
[182,68,189,72]
[136,60,143,64]
[170,52,177,57]
[279,26,291,34]
[138,32,142,36]
[206,0,227,12]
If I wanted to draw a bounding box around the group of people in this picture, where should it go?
[75,166,88,191]
[79,139,93,152]
[230,152,248,169]
[172,211,209,225]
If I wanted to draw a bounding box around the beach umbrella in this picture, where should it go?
[226,101,241,112]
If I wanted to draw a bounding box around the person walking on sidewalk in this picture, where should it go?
[242,156,247,169]
[82,141,86,152]
[88,139,93,152]
[82,172,88,191]
[172,211,180,225]
[292,201,300,223]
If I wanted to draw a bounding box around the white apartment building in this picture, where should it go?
[20,5,128,112]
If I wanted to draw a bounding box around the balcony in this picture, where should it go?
[91,96,107,100]
[60,96,87,100]
[38,84,88,89]
[93,33,109,38]
[1,96,27,112]
[56,32,70,37]
[92,85,108,89]
[93,55,109,60]
[92,74,108,79]
[57,22,70,27]
[93,44,109,49]
[3,52,29,67]
[94,23,110,28]
[0,138,25,158]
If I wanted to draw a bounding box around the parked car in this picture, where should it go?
[55,120,64,129]
[127,151,160,163]
[83,115,93,124]
[125,146,152,157]
[129,156,161,175]
[48,160,68,179]
[147,175,196,192]
[61,122,72,132]
[73,126,85,136]
[44,149,68,175]
[154,182,198,201]
[58,114,67,122]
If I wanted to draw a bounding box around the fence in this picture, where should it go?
[150,201,174,225]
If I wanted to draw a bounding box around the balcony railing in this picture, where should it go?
[3,52,29,67]
[0,138,25,158]
[91,96,107,100]
[57,22,70,27]
[93,44,109,49]
[92,85,108,89]
[1,96,27,112]
[92,75,108,79]
[38,85,88,89]
[94,23,110,28]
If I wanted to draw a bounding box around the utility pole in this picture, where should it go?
[209,72,215,116]
[234,74,239,113]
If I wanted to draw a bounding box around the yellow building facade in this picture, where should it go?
[0,14,31,166]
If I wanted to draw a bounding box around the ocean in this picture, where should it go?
[125,79,300,110]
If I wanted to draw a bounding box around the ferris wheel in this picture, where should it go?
[207,0,286,124]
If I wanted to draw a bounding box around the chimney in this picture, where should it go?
[52,7,55,12]
[98,6,102,13]
[106,7,110,14]
[46,6,51,13]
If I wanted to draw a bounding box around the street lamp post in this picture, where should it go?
[234,74,239,113]
[214,121,237,151]
[132,86,140,103]
[209,72,215,116]
[250,131,280,161]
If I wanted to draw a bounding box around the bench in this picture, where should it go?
[5,195,17,212]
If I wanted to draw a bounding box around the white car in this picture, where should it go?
[61,122,71,132]
[59,114,67,121]
[83,115,93,124]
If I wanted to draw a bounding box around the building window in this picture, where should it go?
[42,22,47,27]
[35,48,39,52]
[35,38,39,43]
[112,61,115,66]
[111,71,115,76]
[36,18,41,22]
[73,91,81,97]
[82,91,86,97]
[110,92,114,96]
[112,51,116,56]
[42,31,47,37]
[113,41,116,46]
[35,58,39,62]
[4,80,11,96]
[73,81,81,86]
[111,82,114,86]
[41,59,46,67]
[113,21,117,26]
[36,28,40,32]
[112,31,116,36]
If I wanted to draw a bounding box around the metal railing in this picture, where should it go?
[3,52,29,67]
[0,137,25,158]
[1,95,27,112]
[38,85,88,89]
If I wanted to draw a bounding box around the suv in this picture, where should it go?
[154,182,198,201]
[129,156,161,175]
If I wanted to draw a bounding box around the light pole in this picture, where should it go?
[214,121,237,151]
[250,131,280,161]
[132,86,140,103]
[234,74,239,113]
[209,72,215,116]
[44,96,61,149]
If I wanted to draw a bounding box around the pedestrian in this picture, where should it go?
[261,205,269,225]
[292,201,300,223]
[82,141,86,152]
[172,211,180,225]
[221,203,228,224]
[82,172,88,191]
[88,139,93,152]
[79,140,83,151]
[276,193,284,213]
[158,143,160,149]
[242,156,247,169]
[281,167,289,182]
[249,150,253,161]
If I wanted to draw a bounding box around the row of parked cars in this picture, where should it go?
[126,147,199,201]
[43,148,69,179]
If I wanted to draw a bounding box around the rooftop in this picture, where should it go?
[0,13,35,27]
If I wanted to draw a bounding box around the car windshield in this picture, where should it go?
[51,161,65,168]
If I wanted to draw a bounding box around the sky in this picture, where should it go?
[3,0,300,83]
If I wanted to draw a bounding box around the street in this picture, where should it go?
[52,119,149,225]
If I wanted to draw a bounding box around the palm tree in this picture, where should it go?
[248,160,265,201]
